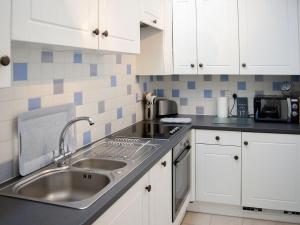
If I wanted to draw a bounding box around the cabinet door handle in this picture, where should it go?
[153,19,157,24]
[145,185,152,192]
[199,63,203,68]
[244,141,248,146]
[161,161,167,167]
[234,155,239,160]
[191,64,195,68]
[102,30,109,37]
[92,28,99,36]
[0,56,10,66]
[242,63,247,68]
[215,136,220,141]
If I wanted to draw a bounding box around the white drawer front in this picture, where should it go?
[196,130,241,146]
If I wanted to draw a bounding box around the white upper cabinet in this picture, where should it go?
[196,0,239,74]
[173,0,198,75]
[0,0,11,88]
[239,0,300,75]
[141,0,163,30]
[12,0,99,49]
[99,0,140,53]
[242,133,300,211]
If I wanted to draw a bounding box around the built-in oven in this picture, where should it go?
[172,134,191,222]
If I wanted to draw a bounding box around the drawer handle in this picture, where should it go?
[145,185,152,192]
[92,28,99,36]
[244,141,248,146]
[0,56,10,66]
[191,64,195,68]
[161,161,167,167]
[234,155,239,160]
[102,30,109,37]
[215,136,220,141]
[153,19,157,24]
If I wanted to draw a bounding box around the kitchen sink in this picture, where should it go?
[72,159,127,171]
[14,170,110,202]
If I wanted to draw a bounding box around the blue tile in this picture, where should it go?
[150,76,154,82]
[204,90,213,98]
[171,75,180,81]
[117,107,123,120]
[116,55,122,64]
[74,92,83,106]
[73,53,82,64]
[172,89,180,97]
[196,106,204,115]
[157,76,164,81]
[28,98,41,111]
[127,64,132,75]
[180,98,188,106]
[220,74,229,82]
[13,63,28,81]
[237,81,247,90]
[132,113,137,124]
[272,82,282,91]
[255,75,264,82]
[204,75,212,81]
[220,90,226,97]
[255,90,264,96]
[291,75,300,82]
[111,75,117,87]
[187,81,196,90]
[156,89,164,97]
[143,83,148,92]
[83,131,91,145]
[90,64,98,76]
[127,85,132,95]
[41,51,53,63]
[53,79,64,95]
[105,123,112,136]
[98,101,105,114]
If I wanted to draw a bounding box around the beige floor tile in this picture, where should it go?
[210,215,243,225]
[243,218,277,225]
[182,212,212,225]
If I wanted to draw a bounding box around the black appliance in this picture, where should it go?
[115,121,182,140]
[172,134,191,222]
[254,96,299,123]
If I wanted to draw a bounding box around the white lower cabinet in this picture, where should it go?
[93,151,172,225]
[242,132,300,212]
[196,144,241,205]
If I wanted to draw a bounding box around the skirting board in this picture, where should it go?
[187,201,300,224]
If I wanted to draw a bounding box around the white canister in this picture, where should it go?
[217,97,229,118]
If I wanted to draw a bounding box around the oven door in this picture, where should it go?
[172,146,191,222]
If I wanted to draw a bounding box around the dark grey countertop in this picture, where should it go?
[1,115,299,225]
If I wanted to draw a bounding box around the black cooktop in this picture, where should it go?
[115,122,182,140]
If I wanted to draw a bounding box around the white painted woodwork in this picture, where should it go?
[173,0,197,74]
[0,0,11,88]
[195,130,241,146]
[92,174,149,225]
[99,0,140,53]
[242,132,300,211]
[149,151,172,225]
[12,0,99,49]
[136,0,173,75]
[196,0,239,74]
[239,0,300,75]
[141,0,163,30]
[196,144,241,205]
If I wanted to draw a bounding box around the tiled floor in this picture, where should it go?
[181,212,300,225]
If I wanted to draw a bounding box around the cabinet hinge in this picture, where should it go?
[243,207,262,212]
[284,211,300,215]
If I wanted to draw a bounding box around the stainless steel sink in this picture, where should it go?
[14,170,110,202]
[72,159,127,171]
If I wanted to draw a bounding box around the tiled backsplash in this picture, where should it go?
[0,47,143,184]
[138,74,300,115]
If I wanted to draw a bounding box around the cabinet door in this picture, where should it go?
[141,0,163,30]
[196,144,241,205]
[239,0,300,75]
[93,174,149,225]
[99,0,140,54]
[0,0,11,88]
[242,132,300,211]
[12,0,99,49]
[149,151,172,225]
[196,0,239,74]
[173,0,197,74]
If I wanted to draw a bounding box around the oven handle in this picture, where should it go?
[174,145,191,167]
